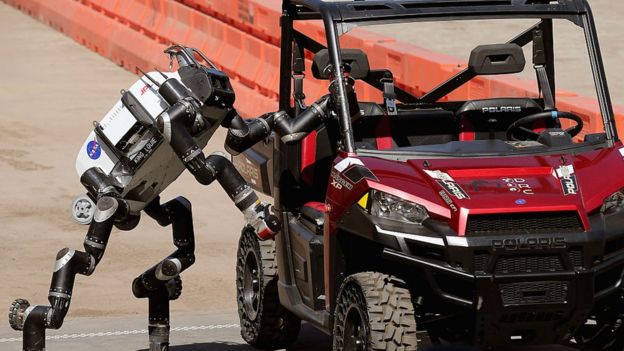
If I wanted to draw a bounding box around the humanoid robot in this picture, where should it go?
[8,45,282,351]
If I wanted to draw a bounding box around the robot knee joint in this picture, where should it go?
[173,196,192,213]
[187,252,196,265]
[54,248,76,272]
[156,258,183,281]
[55,248,72,260]
[83,253,97,276]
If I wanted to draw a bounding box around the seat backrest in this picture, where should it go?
[456,98,544,141]
[353,104,458,150]
[312,49,370,79]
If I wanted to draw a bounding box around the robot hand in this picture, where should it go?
[244,202,281,240]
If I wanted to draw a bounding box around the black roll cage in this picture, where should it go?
[279,0,618,155]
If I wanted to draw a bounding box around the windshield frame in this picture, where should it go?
[356,139,610,160]
[283,0,618,153]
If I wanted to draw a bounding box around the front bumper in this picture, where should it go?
[385,247,624,346]
[379,214,624,347]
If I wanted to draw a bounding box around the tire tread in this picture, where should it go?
[237,228,301,350]
[334,272,418,351]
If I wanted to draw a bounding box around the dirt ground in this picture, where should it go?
[1,0,623,323]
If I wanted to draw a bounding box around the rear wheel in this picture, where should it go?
[572,292,624,350]
[236,227,301,349]
[333,272,418,351]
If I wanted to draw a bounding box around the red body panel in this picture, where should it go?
[325,144,624,236]
[320,144,624,307]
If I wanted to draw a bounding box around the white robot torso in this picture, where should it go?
[75,72,217,217]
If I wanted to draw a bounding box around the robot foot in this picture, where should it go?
[8,298,30,331]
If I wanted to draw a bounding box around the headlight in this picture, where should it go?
[369,190,429,225]
[602,189,624,214]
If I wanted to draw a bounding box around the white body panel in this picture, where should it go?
[75,72,214,213]
[76,71,180,176]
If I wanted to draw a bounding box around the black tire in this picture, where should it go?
[333,272,418,351]
[236,227,301,350]
[572,292,624,351]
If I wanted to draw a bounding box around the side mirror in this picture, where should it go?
[312,49,370,80]
[468,43,526,75]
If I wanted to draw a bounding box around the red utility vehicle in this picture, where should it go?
[234,0,624,349]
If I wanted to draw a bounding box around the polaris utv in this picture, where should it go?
[233,0,624,349]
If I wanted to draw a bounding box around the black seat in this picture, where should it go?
[456,98,545,140]
[353,104,458,149]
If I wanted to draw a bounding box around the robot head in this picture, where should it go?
[165,45,235,110]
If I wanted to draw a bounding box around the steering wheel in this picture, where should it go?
[506,111,584,141]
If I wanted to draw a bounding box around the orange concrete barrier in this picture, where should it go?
[3,0,277,117]
[80,0,284,110]
[3,0,39,17]
[176,0,624,132]
[72,2,115,56]
[3,0,623,132]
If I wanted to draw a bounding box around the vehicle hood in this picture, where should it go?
[359,146,624,235]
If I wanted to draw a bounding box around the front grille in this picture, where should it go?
[466,212,583,235]
[473,252,491,273]
[569,248,583,268]
[474,254,565,275]
[495,255,563,274]
[500,281,569,306]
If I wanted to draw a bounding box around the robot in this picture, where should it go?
[8,45,282,351]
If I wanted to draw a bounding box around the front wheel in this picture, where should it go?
[236,227,301,350]
[333,272,418,351]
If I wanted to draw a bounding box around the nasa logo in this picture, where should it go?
[86,140,101,160]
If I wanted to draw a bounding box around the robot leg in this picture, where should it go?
[132,196,193,351]
[9,196,125,351]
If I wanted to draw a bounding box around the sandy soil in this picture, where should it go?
[1,0,623,321]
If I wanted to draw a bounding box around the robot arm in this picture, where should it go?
[151,47,281,239]
[222,109,274,156]
[224,95,331,155]
[272,95,331,143]
[223,72,358,155]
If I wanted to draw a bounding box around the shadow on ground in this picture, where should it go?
[137,323,574,351]
[137,324,331,351]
